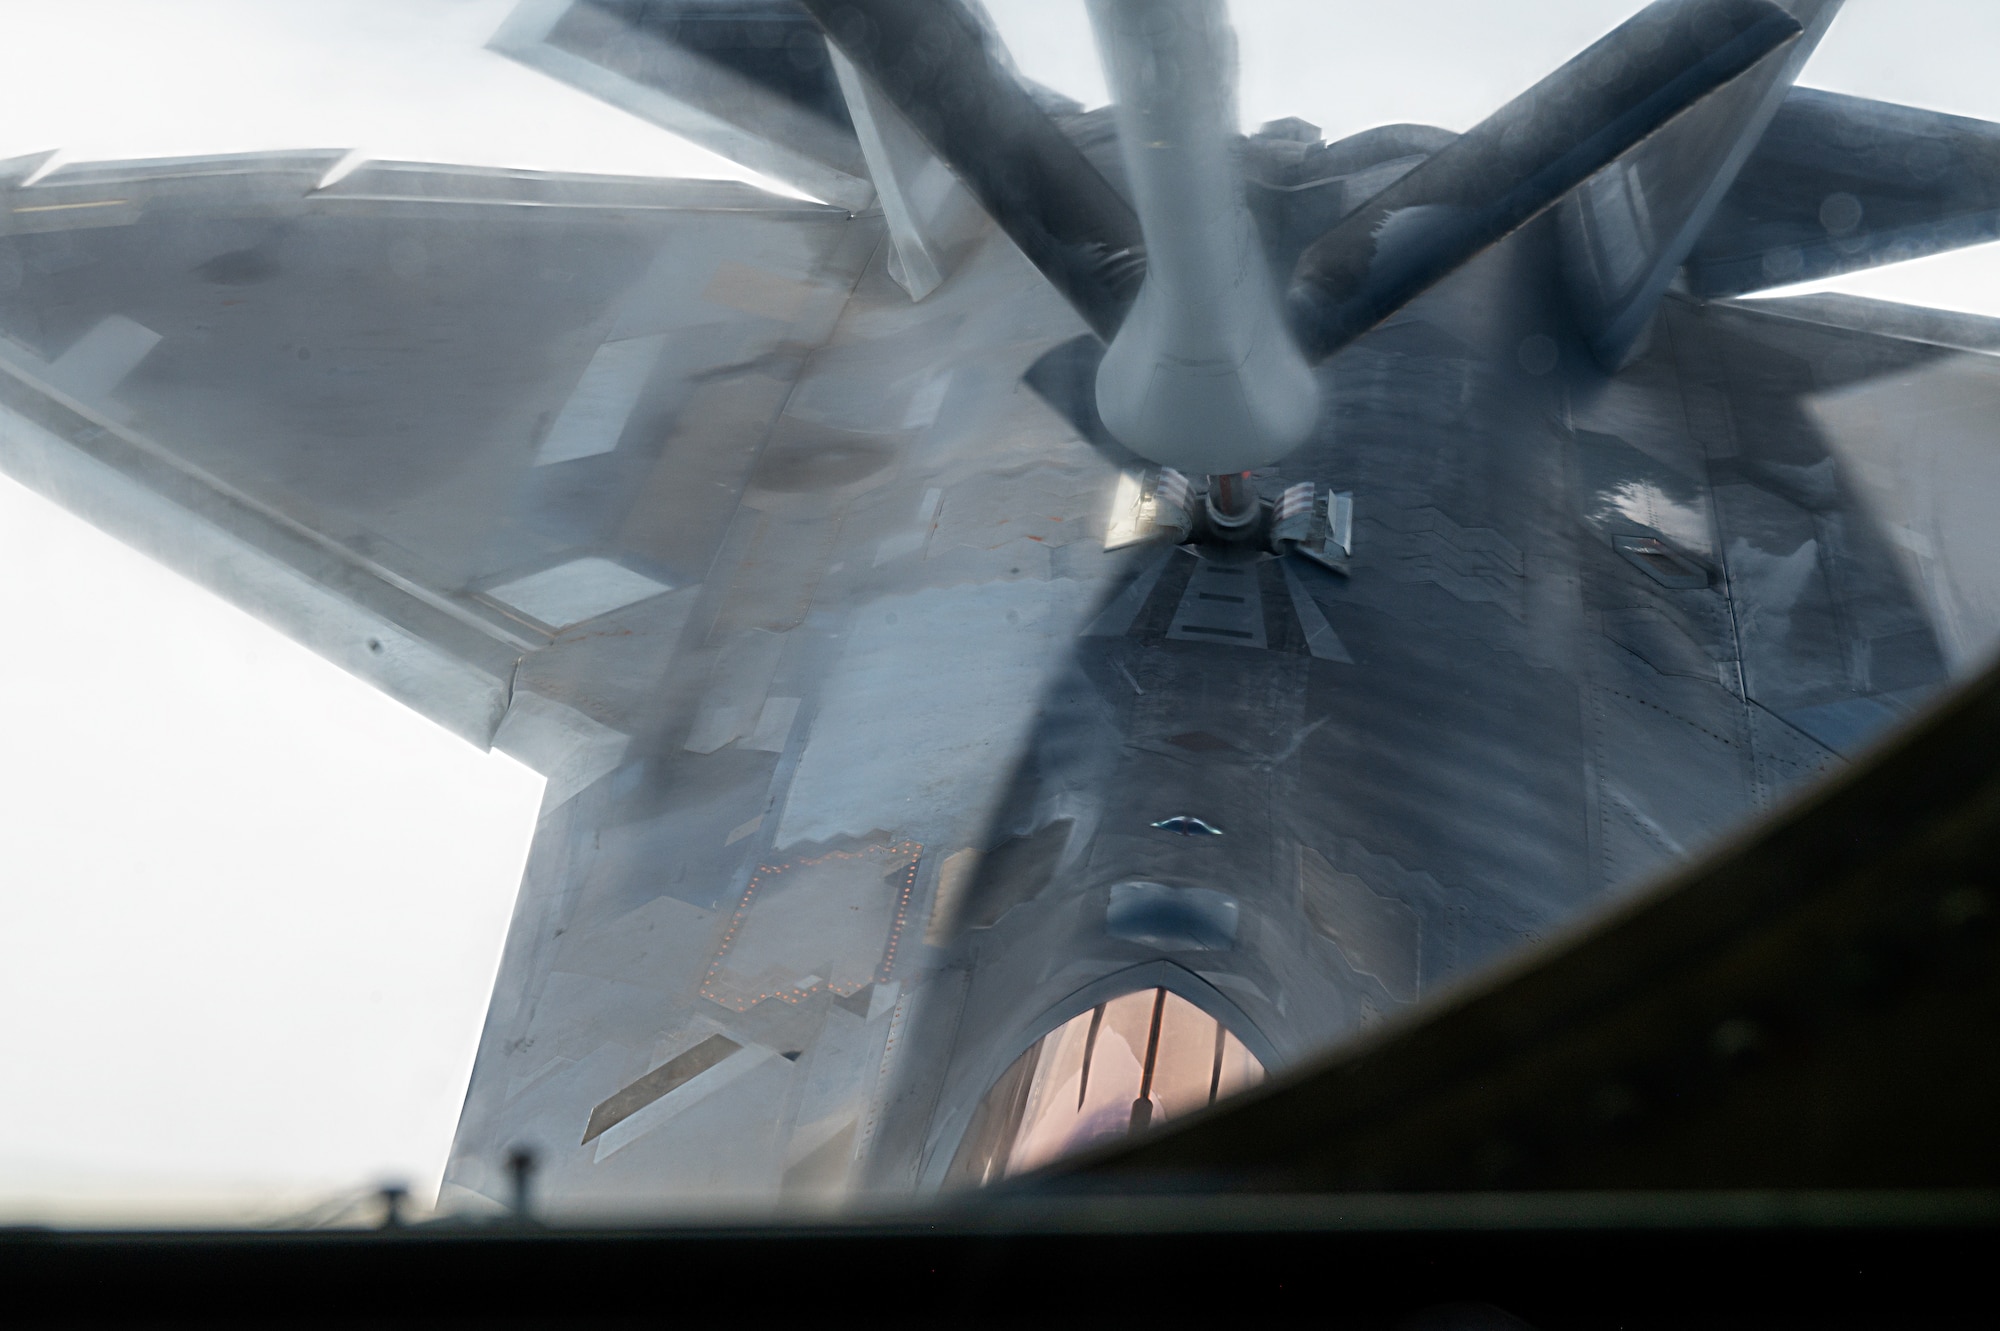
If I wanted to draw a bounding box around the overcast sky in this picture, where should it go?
[0,0,1993,1222]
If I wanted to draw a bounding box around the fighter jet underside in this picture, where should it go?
[5,0,2000,1213]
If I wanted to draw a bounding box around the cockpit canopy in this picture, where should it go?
[949,988,1263,1186]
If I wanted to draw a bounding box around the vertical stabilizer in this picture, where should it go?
[1559,0,1844,368]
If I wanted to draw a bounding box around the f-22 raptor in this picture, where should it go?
[3,0,1999,1210]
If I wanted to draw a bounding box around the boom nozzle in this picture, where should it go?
[1086,0,1320,475]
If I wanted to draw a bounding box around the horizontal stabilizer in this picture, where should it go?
[1687,87,2000,297]
[1287,0,1803,363]
[801,0,1146,340]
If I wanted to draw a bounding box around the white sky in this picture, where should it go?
[0,0,1993,1222]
